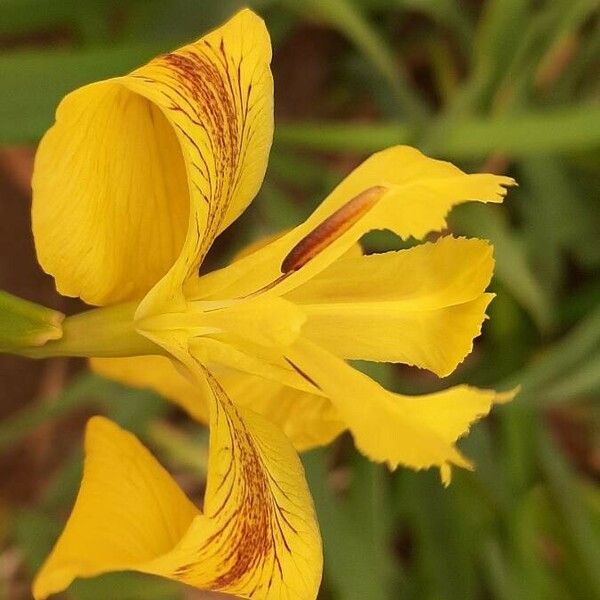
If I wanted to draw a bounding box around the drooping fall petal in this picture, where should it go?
[286,236,495,376]
[151,371,322,597]
[32,9,273,306]
[287,338,515,485]
[34,373,322,599]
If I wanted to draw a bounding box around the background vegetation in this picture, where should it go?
[0,1,599,598]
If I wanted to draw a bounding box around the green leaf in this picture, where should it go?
[458,424,512,511]
[346,454,399,594]
[519,157,583,294]
[554,18,600,100]
[13,510,61,574]
[0,0,106,37]
[482,537,526,600]
[497,404,537,495]
[508,489,558,600]
[303,449,399,600]
[70,573,182,600]
[449,0,529,114]
[146,422,208,474]
[0,373,165,451]
[276,104,600,158]
[395,0,474,54]
[402,470,479,600]
[501,305,600,400]
[545,351,600,402]
[275,121,414,153]
[426,104,600,158]
[538,429,600,598]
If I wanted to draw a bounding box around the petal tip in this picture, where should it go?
[86,414,117,438]
[32,566,75,600]
[496,386,520,404]
[440,463,452,487]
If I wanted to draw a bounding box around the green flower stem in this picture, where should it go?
[0,289,63,352]
[18,301,160,359]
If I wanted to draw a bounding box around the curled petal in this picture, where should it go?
[160,371,322,597]
[34,382,322,599]
[32,416,199,599]
[32,9,273,306]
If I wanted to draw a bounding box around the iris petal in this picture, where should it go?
[152,371,322,598]
[287,236,496,376]
[32,9,273,306]
[191,145,514,302]
[34,371,322,599]
[287,338,515,485]
[32,416,199,599]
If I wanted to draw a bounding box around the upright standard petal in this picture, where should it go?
[34,375,322,599]
[286,236,495,376]
[192,146,514,301]
[32,9,273,306]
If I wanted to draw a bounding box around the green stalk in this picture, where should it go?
[16,302,159,359]
[0,289,63,352]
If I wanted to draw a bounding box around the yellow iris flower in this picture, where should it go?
[30,8,515,600]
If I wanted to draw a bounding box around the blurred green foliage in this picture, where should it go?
[0,0,599,598]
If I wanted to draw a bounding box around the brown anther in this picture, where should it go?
[280,186,386,273]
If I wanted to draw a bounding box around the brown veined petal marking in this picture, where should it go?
[125,8,275,288]
[32,9,273,306]
[147,369,323,599]
[32,372,322,600]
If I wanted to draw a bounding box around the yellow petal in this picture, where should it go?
[193,146,514,301]
[33,416,199,599]
[32,9,273,306]
[139,294,306,350]
[90,355,209,423]
[286,236,495,376]
[190,336,318,394]
[196,295,306,349]
[136,293,313,394]
[287,338,515,483]
[219,370,346,452]
[34,375,322,599]
[32,83,189,305]
[146,371,322,598]
[91,355,344,452]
